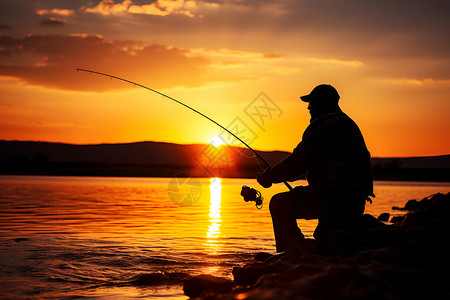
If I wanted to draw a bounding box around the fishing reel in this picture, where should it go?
[241,185,263,209]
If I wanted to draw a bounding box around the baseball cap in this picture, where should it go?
[300,84,340,104]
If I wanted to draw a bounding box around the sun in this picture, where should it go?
[209,135,225,147]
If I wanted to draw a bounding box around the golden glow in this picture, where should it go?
[2,70,449,156]
[204,177,223,254]
[209,135,226,148]
[203,178,222,256]
[206,178,222,238]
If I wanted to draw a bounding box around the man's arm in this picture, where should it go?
[257,141,311,187]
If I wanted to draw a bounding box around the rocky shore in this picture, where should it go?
[184,192,450,299]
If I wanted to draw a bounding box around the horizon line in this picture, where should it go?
[1,139,449,159]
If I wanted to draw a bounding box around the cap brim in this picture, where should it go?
[300,95,310,102]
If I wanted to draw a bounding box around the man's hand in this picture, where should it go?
[257,168,272,188]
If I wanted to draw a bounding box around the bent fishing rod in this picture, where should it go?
[76,68,292,203]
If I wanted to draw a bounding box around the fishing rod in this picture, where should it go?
[75,68,292,205]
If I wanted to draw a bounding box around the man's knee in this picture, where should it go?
[269,192,292,215]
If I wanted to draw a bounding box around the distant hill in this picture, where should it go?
[0,140,449,181]
[0,140,289,178]
[371,156,450,181]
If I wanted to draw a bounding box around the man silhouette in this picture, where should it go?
[257,84,374,252]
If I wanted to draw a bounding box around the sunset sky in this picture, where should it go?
[0,0,449,157]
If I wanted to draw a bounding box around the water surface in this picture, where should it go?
[0,176,448,299]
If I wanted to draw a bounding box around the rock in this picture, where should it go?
[394,193,448,212]
[282,237,318,264]
[253,252,275,262]
[390,215,405,224]
[425,192,450,217]
[233,262,286,286]
[290,263,393,300]
[183,274,234,298]
[254,252,286,263]
[314,230,368,257]
[404,199,420,210]
[359,213,387,230]
[377,212,390,222]
[363,227,404,248]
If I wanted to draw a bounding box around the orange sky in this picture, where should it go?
[0,0,449,157]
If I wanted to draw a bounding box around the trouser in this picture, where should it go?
[269,186,365,252]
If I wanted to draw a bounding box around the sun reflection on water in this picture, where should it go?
[204,178,223,253]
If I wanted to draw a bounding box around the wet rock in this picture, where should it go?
[404,199,421,210]
[390,215,405,224]
[183,274,234,298]
[359,213,387,230]
[254,252,286,263]
[240,262,396,300]
[233,262,286,286]
[292,263,393,300]
[363,227,404,248]
[253,252,274,262]
[131,272,191,286]
[377,212,390,222]
[393,193,449,213]
[314,230,368,257]
[295,252,337,268]
[283,237,318,264]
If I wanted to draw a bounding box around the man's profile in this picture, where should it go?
[257,84,374,252]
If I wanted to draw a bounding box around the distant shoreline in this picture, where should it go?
[1,172,450,183]
[1,140,449,182]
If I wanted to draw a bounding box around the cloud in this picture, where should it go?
[83,0,196,17]
[36,8,75,16]
[185,47,295,79]
[379,78,450,86]
[188,48,282,62]
[121,0,447,80]
[41,17,66,26]
[82,0,132,16]
[263,53,282,59]
[308,58,363,67]
[1,0,449,89]
[129,0,196,17]
[0,33,293,91]
[0,34,214,91]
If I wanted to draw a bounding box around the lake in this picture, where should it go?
[0,175,449,299]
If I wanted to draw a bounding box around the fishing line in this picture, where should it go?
[75,68,292,192]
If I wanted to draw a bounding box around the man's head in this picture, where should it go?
[300,84,340,119]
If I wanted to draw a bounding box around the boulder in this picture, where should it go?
[377,212,390,222]
[233,262,287,286]
[359,213,387,229]
[314,230,368,257]
[183,274,234,298]
[253,252,275,262]
[390,215,405,224]
[283,237,318,264]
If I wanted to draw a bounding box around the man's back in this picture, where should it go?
[301,108,373,198]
